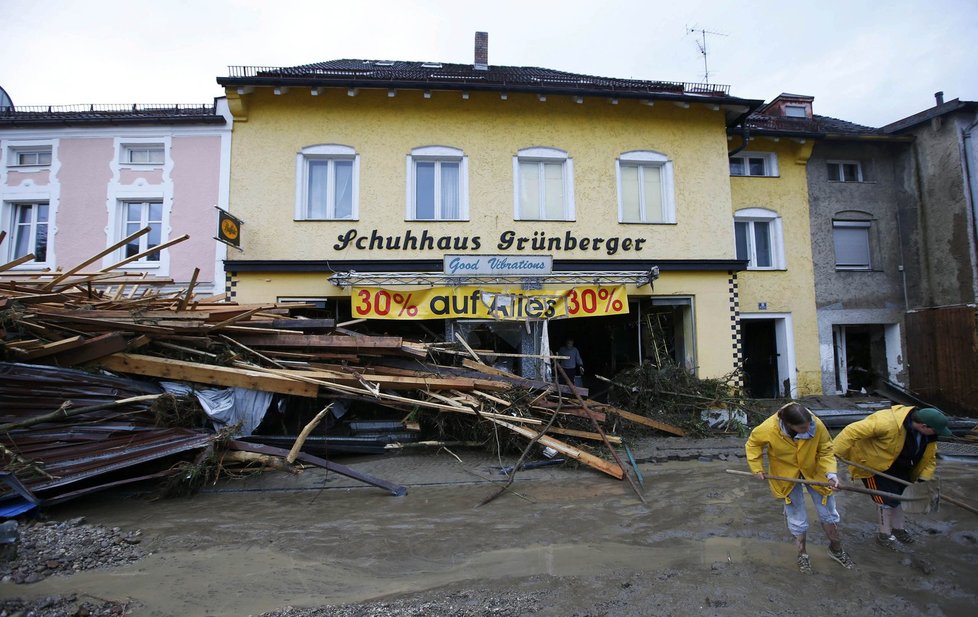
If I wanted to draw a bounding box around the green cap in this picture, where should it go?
[914,407,953,437]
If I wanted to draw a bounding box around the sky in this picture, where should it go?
[2,0,976,128]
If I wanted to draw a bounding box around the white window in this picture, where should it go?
[734,208,785,270]
[833,220,872,269]
[616,150,676,224]
[6,202,50,264]
[122,144,165,165]
[514,147,574,220]
[729,152,778,177]
[120,201,164,264]
[295,144,359,220]
[406,146,468,220]
[784,105,807,118]
[827,160,863,182]
[8,148,52,167]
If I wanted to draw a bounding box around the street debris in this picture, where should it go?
[0,233,739,516]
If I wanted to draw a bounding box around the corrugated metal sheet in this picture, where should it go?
[1,363,212,509]
[906,306,978,417]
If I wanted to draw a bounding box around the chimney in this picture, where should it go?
[474,31,488,71]
[935,91,944,106]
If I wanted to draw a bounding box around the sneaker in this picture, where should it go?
[876,533,899,550]
[828,548,855,569]
[892,529,915,544]
[797,553,813,574]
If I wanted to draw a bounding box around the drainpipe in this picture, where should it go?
[728,125,751,156]
[895,208,910,311]
[962,117,978,302]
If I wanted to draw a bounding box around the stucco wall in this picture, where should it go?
[898,112,978,307]
[730,136,822,395]
[807,140,913,392]
[56,137,114,267]
[226,89,737,263]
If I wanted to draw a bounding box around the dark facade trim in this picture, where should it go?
[225,258,748,273]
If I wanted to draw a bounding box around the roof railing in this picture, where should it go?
[4,103,216,115]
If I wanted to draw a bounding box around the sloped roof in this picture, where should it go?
[882,98,978,133]
[219,59,763,122]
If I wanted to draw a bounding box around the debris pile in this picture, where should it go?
[606,363,758,436]
[1,235,708,512]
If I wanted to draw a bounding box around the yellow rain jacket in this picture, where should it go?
[745,413,837,503]
[833,405,937,481]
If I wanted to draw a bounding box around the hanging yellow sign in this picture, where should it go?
[351,285,628,320]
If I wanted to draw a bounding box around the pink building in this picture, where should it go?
[0,100,232,295]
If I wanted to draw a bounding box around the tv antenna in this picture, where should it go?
[686,25,727,84]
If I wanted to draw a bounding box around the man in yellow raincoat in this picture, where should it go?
[834,405,950,549]
[746,402,853,573]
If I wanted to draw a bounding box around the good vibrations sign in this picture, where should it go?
[352,285,629,320]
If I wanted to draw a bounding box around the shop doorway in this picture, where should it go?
[833,324,891,394]
[547,299,693,394]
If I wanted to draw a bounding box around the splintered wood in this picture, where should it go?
[1,235,686,483]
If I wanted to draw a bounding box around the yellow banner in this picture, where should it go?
[352,285,629,320]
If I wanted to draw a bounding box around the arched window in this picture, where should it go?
[733,207,785,270]
[295,144,359,220]
[616,150,676,224]
[513,147,574,220]
[406,145,468,220]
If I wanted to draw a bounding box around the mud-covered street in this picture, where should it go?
[2,440,977,617]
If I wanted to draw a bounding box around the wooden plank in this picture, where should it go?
[0,253,37,272]
[19,335,85,359]
[229,333,405,349]
[51,332,130,366]
[42,226,150,290]
[99,353,320,398]
[177,267,200,311]
[34,313,174,334]
[490,418,624,480]
[97,234,190,273]
[547,427,623,444]
[245,318,336,330]
[594,403,686,437]
[461,357,521,379]
[531,405,607,423]
[275,369,510,392]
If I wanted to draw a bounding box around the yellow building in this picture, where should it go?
[218,34,783,388]
[728,94,822,397]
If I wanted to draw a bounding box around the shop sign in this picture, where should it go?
[352,285,628,321]
[444,255,552,276]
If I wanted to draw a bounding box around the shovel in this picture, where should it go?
[724,469,929,502]
[837,456,978,516]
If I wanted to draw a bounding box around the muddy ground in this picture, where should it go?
[1,437,977,616]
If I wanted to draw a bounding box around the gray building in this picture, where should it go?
[743,93,978,415]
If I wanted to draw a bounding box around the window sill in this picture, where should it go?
[618,220,676,225]
[406,218,470,223]
[295,218,360,222]
[730,174,781,179]
[119,263,162,271]
[514,218,577,222]
[834,267,873,272]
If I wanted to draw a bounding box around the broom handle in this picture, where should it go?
[837,456,912,486]
[724,469,926,502]
[838,456,978,516]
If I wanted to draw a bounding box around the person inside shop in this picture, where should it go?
[745,402,854,573]
[833,406,951,549]
[557,338,584,386]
